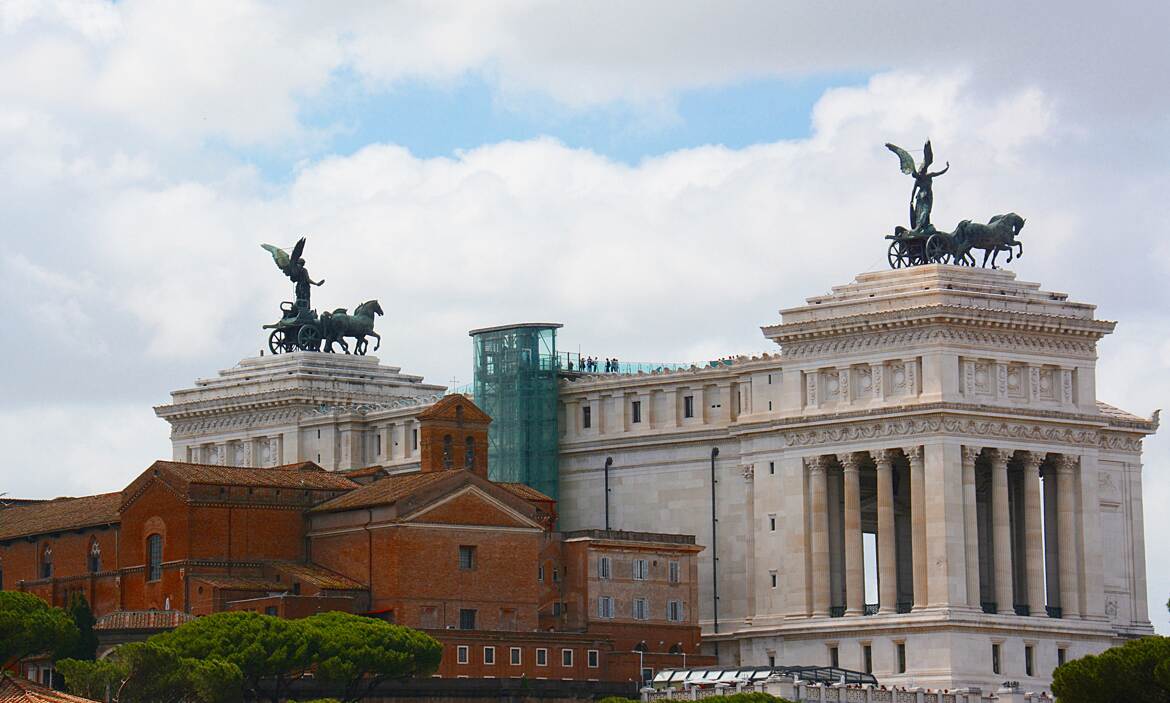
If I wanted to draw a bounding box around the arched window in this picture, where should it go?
[41,545,53,579]
[146,534,163,582]
[442,434,453,469]
[634,641,649,653]
[464,436,475,469]
[88,539,102,573]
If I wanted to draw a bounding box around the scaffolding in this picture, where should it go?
[469,323,562,502]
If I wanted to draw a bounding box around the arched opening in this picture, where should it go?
[633,641,648,653]
[88,539,102,573]
[442,434,453,469]
[464,436,475,469]
[40,545,52,579]
[146,534,163,582]
[668,643,682,654]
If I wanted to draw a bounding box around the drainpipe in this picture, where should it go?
[604,457,613,531]
[710,446,720,654]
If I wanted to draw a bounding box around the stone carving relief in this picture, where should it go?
[838,369,850,403]
[1104,595,1119,621]
[1006,365,1024,399]
[891,363,907,393]
[974,361,992,394]
[783,416,1102,449]
[806,371,818,407]
[996,363,1008,398]
[741,463,755,480]
[824,371,840,401]
[780,327,1098,361]
[858,366,872,396]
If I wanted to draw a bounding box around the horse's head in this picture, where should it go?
[1002,212,1025,235]
[359,299,383,317]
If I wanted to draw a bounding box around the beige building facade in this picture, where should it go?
[555,265,1156,693]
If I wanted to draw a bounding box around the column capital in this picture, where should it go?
[986,447,1012,468]
[901,444,924,464]
[1019,451,1045,472]
[1054,453,1081,474]
[869,448,895,468]
[836,452,863,472]
[961,445,982,466]
[804,455,830,474]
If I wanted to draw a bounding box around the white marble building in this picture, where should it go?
[157,265,1157,692]
[555,265,1157,692]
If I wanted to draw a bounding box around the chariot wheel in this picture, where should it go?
[887,241,909,269]
[268,329,290,354]
[297,325,322,351]
[925,234,949,264]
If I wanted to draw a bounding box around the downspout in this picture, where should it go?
[603,457,613,531]
[710,446,720,655]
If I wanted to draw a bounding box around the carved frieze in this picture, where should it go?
[780,326,1098,360]
[782,416,1103,449]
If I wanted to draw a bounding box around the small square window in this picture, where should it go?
[561,649,574,667]
[582,406,592,429]
[683,395,695,418]
[536,648,548,666]
[587,650,599,668]
[631,400,642,424]
[459,545,476,570]
[599,556,611,579]
[768,400,773,411]
[457,646,469,664]
[668,561,680,583]
[632,559,648,580]
[770,571,778,589]
[483,646,495,665]
[896,642,907,673]
[510,647,522,666]
[459,609,476,630]
[767,654,776,668]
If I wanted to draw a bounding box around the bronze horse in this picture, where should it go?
[950,213,1025,268]
[321,300,383,354]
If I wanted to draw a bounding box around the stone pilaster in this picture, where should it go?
[1021,451,1046,616]
[989,449,1013,614]
[872,449,896,614]
[808,456,831,616]
[1056,454,1081,618]
[962,446,982,609]
[903,445,927,610]
[838,452,864,615]
[783,456,812,619]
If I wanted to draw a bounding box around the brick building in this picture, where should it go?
[0,394,712,684]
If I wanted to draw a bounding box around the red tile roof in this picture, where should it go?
[93,610,195,631]
[310,471,458,513]
[0,493,121,542]
[267,561,366,590]
[497,482,555,503]
[144,460,358,490]
[0,675,100,703]
[188,575,283,591]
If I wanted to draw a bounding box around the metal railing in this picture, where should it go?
[1046,605,1063,619]
[829,606,846,618]
[864,603,880,615]
[1013,604,1030,616]
[982,601,997,614]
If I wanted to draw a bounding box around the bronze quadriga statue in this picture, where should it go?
[260,238,382,355]
[884,141,1025,269]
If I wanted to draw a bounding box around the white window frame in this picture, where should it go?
[599,556,611,579]
[510,647,522,666]
[457,645,469,664]
[668,560,680,583]
[538,565,545,582]
[598,595,614,619]
[633,558,648,580]
[633,598,648,620]
[483,646,495,665]
[667,600,683,622]
[536,648,549,666]
[561,649,574,667]
[587,649,599,668]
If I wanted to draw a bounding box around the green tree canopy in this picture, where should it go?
[152,611,316,703]
[59,642,244,703]
[300,612,442,702]
[0,591,78,668]
[58,592,99,661]
[56,657,126,701]
[1051,636,1170,703]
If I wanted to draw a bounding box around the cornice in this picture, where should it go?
[778,324,1099,361]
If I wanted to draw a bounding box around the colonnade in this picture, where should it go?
[802,445,1088,619]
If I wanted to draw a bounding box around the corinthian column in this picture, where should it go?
[872,449,896,614]
[962,446,981,609]
[903,445,927,610]
[990,449,1014,614]
[1021,451,1046,616]
[1056,454,1081,618]
[808,456,831,616]
[839,452,864,615]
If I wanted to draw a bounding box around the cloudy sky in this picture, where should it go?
[1,1,1167,629]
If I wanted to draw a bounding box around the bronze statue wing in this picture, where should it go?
[290,237,306,262]
[261,243,291,272]
[885,143,917,175]
[922,140,934,168]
